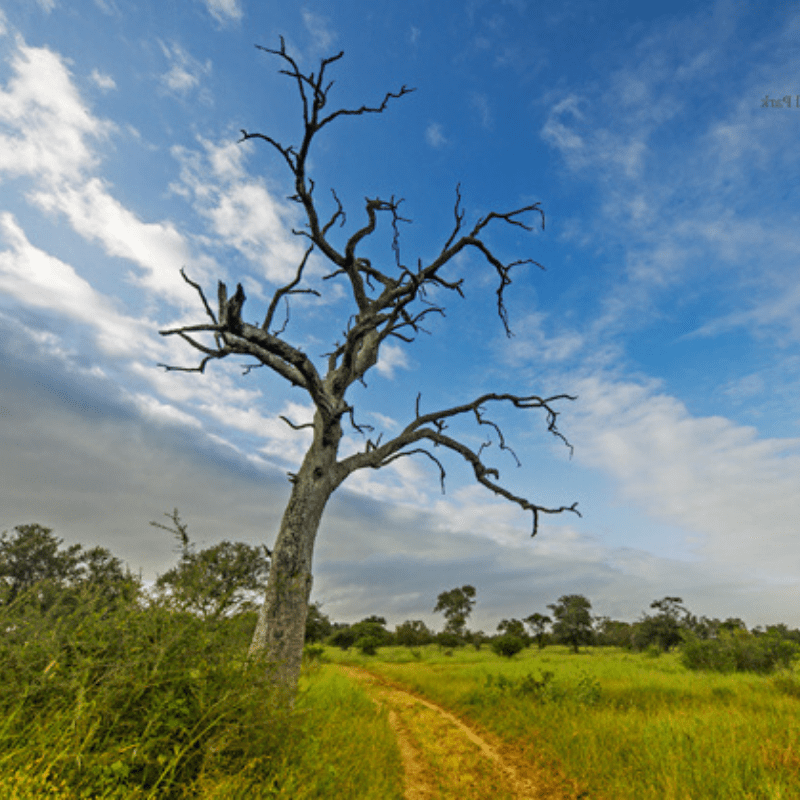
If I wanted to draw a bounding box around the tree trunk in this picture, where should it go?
[248,414,343,699]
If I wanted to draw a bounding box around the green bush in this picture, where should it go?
[303,644,327,663]
[681,629,799,674]
[356,636,381,656]
[490,634,525,658]
[0,581,295,798]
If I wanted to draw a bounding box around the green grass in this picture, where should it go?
[0,586,404,799]
[329,643,800,799]
[5,584,798,799]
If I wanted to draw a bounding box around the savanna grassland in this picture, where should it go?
[327,643,800,799]
[3,584,799,800]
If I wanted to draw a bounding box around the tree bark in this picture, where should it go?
[248,411,344,697]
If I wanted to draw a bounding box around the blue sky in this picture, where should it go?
[0,0,798,632]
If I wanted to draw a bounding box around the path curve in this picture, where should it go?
[337,665,567,799]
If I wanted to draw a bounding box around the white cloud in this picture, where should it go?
[425,122,447,148]
[376,343,410,379]
[301,10,336,53]
[501,312,583,366]
[171,138,308,284]
[202,0,242,24]
[159,42,211,95]
[36,0,56,12]
[0,40,113,183]
[570,374,800,581]
[369,411,398,430]
[29,178,199,306]
[471,93,492,129]
[0,213,159,359]
[90,69,116,91]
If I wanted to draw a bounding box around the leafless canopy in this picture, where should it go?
[159,37,579,535]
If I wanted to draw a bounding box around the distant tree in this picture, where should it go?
[497,618,529,645]
[151,509,270,621]
[469,630,488,650]
[548,594,594,653]
[765,624,800,645]
[594,616,633,648]
[329,626,357,650]
[633,597,689,652]
[524,612,551,649]
[78,545,141,610]
[350,616,393,646]
[0,523,139,610]
[718,617,747,634]
[436,631,463,649]
[0,523,82,604]
[157,38,578,699]
[491,634,525,658]
[434,585,476,636]
[305,601,333,643]
[395,619,435,647]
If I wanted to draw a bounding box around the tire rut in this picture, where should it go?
[337,665,562,799]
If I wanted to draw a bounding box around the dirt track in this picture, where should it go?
[337,665,576,800]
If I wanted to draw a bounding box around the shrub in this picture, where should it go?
[491,634,525,658]
[303,644,326,663]
[328,626,357,650]
[681,629,799,674]
[436,631,462,649]
[356,635,380,656]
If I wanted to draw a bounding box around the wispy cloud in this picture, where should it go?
[170,138,308,285]
[90,69,116,91]
[201,0,242,25]
[301,9,336,54]
[376,343,410,379]
[158,41,212,96]
[425,122,447,148]
[569,374,800,581]
[471,92,492,129]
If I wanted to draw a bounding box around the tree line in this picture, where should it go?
[2,521,798,675]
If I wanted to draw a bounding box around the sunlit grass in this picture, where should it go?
[331,643,800,799]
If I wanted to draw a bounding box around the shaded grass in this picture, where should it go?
[0,586,404,799]
[330,643,800,799]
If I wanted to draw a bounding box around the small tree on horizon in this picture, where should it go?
[497,617,529,645]
[548,594,594,653]
[434,585,477,637]
[157,38,579,698]
[524,612,551,648]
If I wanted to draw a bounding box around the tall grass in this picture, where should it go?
[331,644,800,799]
[0,584,403,798]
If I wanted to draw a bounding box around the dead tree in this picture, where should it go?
[158,38,580,698]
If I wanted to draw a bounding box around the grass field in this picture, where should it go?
[328,643,800,799]
[2,588,799,798]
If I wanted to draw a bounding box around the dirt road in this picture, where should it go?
[337,665,578,800]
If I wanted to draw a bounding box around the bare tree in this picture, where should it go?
[158,38,580,698]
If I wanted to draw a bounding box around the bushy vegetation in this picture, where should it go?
[490,634,525,659]
[0,522,403,798]
[681,628,799,673]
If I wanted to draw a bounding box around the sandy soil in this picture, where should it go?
[337,665,580,799]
